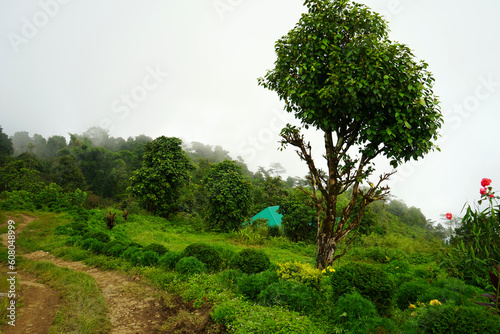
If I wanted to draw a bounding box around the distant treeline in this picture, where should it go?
[0,125,448,241]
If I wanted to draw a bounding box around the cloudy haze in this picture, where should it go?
[1,0,500,225]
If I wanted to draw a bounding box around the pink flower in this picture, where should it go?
[446,213,453,220]
[490,194,495,198]
[480,187,488,195]
[481,178,492,187]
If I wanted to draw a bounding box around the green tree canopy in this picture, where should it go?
[258,0,442,268]
[129,136,194,217]
[0,126,13,165]
[203,160,253,232]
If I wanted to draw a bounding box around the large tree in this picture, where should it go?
[203,160,253,232]
[129,136,194,217]
[258,0,442,269]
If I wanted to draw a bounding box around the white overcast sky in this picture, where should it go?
[1,0,500,225]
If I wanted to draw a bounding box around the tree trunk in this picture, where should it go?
[317,232,337,270]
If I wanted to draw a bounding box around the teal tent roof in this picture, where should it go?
[250,206,283,227]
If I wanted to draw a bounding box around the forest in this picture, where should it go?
[1,124,499,333]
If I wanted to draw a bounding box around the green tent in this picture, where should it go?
[250,206,283,227]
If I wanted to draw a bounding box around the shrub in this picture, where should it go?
[65,235,83,246]
[81,238,99,250]
[159,252,182,270]
[420,278,486,307]
[276,261,322,290]
[106,244,127,258]
[121,246,143,265]
[332,291,398,334]
[180,243,222,272]
[330,262,394,317]
[212,245,237,270]
[231,248,271,275]
[257,280,320,314]
[83,231,110,244]
[143,243,168,256]
[211,298,324,333]
[418,304,500,334]
[175,256,207,276]
[140,251,160,267]
[395,279,432,310]
[88,240,106,255]
[237,270,279,301]
[0,190,36,211]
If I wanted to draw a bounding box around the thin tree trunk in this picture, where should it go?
[317,232,336,270]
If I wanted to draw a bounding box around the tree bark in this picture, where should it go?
[317,230,336,270]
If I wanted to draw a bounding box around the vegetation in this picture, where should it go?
[258,0,443,269]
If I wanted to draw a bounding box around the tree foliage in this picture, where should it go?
[0,126,13,165]
[129,136,194,217]
[258,0,442,268]
[203,160,253,232]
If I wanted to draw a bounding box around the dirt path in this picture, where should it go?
[2,214,216,334]
[24,250,167,333]
[1,215,61,334]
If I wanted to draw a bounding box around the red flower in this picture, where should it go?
[481,178,492,187]
[446,213,453,220]
[480,187,488,195]
[490,194,495,198]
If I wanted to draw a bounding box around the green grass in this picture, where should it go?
[22,260,111,334]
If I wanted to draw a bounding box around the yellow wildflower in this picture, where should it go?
[409,304,416,309]
[429,299,442,306]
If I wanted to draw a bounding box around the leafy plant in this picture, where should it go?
[237,270,279,301]
[175,256,207,276]
[231,248,271,274]
[476,263,500,315]
[104,210,116,229]
[276,261,322,290]
[159,252,182,270]
[330,262,395,317]
[143,243,168,256]
[180,243,222,272]
[257,280,320,314]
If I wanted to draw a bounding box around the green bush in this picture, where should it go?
[257,280,320,314]
[332,291,398,334]
[65,235,83,246]
[0,190,36,211]
[83,231,110,244]
[420,278,486,307]
[231,248,271,274]
[121,246,143,265]
[81,238,99,250]
[106,244,127,258]
[211,298,324,333]
[212,245,237,270]
[175,256,207,276]
[159,252,182,270]
[143,243,168,256]
[237,270,279,301]
[418,304,500,333]
[276,261,322,290]
[395,279,432,310]
[180,243,222,272]
[88,240,106,255]
[330,262,394,317]
[140,251,160,267]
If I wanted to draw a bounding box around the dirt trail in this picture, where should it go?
[1,215,61,334]
[24,250,167,333]
[2,214,215,334]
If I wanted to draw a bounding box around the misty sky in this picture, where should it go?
[1,0,500,225]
